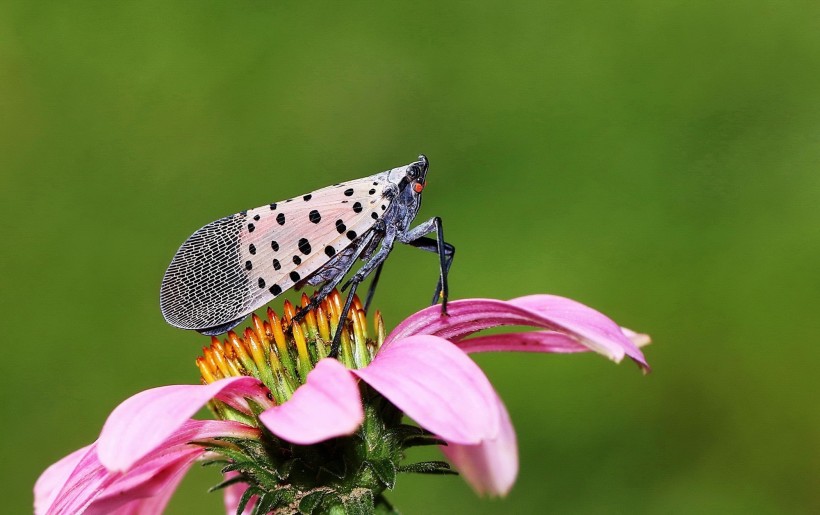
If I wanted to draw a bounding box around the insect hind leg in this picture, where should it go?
[362,261,385,314]
[399,217,455,313]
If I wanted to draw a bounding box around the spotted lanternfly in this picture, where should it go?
[160,155,454,355]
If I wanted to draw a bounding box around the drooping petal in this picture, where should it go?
[440,394,518,497]
[353,335,500,445]
[44,420,256,515]
[86,449,200,515]
[35,444,94,515]
[457,331,590,354]
[511,295,649,370]
[386,296,649,370]
[259,358,364,444]
[98,376,262,472]
[621,326,652,348]
[43,441,109,515]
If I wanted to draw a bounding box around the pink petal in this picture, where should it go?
[621,326,652,348]
[457,331,589,354]
[44,420,256,515]
[98,376,263,472]
[512,295,649,370]
[440,393,518,497]
[353,335,500,445]
[35,444,94,515]
[259,358,364,444]
[386,296,649,371]
[86,449,200,515]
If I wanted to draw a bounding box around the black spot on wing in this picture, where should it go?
[309,210,321,224]
[298,238,312,255]
[352,202,363,213]
[335,220,346,234]
[276,213,286,225]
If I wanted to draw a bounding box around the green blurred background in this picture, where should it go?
[3,1,818,513]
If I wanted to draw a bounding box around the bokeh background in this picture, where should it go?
[3,1,818,513]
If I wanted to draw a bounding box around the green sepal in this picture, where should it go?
[236,485,261,515]
[343,488,375,515]
[397,461,458,475]
[401,436,447,448]
[298,489,329,514]
[365,459,397,489]
[208,473,246,493]
[199,458,231,468]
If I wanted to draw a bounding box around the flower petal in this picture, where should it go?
[386,296,649,371]
[511,295,649,370]
[259,358,364,444]
[44,420,256,515]
[440,393,518,497]
[353,335,500,444]
[35,444,94,515]
[98,376,262,472]
[457,331,589,354]
[86,449,200,515]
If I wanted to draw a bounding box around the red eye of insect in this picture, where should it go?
[413,182,425,193]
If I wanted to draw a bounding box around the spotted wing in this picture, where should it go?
[160,172,393,331]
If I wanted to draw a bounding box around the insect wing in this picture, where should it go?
[160,173,392,331]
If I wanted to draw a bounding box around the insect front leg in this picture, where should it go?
[398,217,455,313]
[331,230,397,358]
[293,230,378,322]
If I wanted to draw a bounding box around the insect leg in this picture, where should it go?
[331,232,397,357]
[362,261,384,314]
[398,217,455,313]
[293,230,379,322]
[329,280,360,359]
[405,236,455,307]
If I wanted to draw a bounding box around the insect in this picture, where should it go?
[160,154,454,356]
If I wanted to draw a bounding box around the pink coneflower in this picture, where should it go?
[36,290,650,514]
